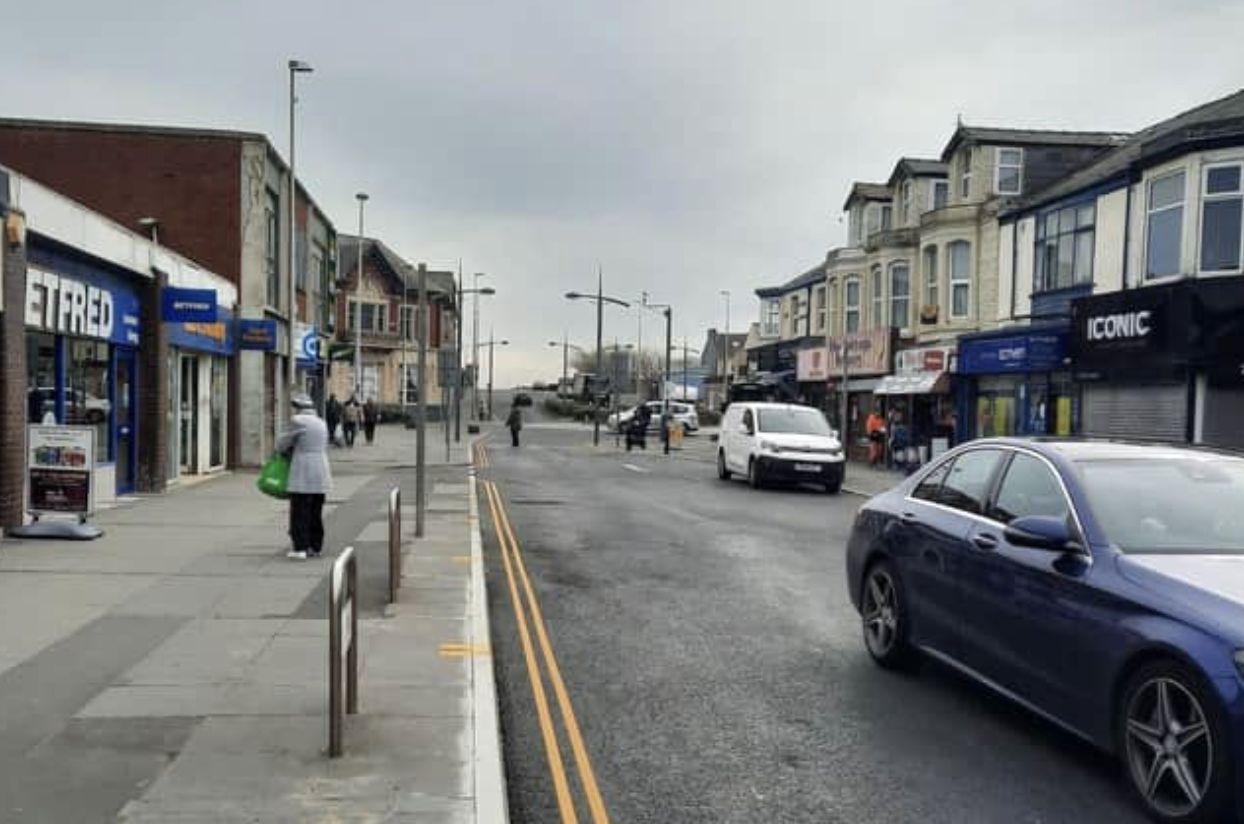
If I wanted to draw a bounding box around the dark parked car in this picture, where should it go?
[513,393,533,408]
[846,438,1244,823]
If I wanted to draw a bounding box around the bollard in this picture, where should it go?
[388,487,401,604]
[329,546,359,758]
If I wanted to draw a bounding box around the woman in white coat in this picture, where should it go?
[276,394,333,560]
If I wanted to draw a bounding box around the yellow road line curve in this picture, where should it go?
[484,481,579,823]
[492,484,612,824]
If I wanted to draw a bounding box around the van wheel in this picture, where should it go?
[717,451,731,480]
[748,459,763,489]
[823,480,841,494]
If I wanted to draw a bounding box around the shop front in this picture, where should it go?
[957,325,1074,442]
[167,306,234,480]
[1070,278,1244,448]
[24,242,144,502]
[824,327,893,461]
[875,345,955,461]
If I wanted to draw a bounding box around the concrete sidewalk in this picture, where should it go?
[0,423,506,823]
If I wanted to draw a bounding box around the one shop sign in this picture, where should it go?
[238,319,278,351]
[25,266,141,346]
[826,327,892,376]
[797,347,829,381]
[295,323,319,365]
[161,287,218,323]
[27,425,94,516]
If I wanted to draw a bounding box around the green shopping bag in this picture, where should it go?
[257,453,291,500]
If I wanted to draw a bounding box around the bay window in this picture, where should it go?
[922,246,938,317]
[890,262,910,331]
[845,278,861,334]
[1201,164,1243,272]
[870,266,884,327]
[1035,202,1095,291]
[763,299,780,337]
[932,179,949,210]
[949,241,971,319]
[1146,170,1185,280]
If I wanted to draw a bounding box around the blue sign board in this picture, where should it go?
[295,325,319,366]
[168,306,235,356]
[959,329,1068,375]
[162,287,218,323]
[25,246,142,347]
[238,319,278,351]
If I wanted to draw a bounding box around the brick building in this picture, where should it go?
[0,119,338,466]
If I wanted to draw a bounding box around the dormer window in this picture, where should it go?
[932,179,949,210]
[960,148,973,200]
[996,147,1024,196]
[901,180,913,223]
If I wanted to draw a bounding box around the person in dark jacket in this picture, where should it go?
[325,394,341,447]
[506,403,523,447]
[363,397,379,444]
[626,404,651,452]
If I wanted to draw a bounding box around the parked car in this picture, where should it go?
[846,438,1244,823]
[608,401,698,434]
[28,387,111,423]
[513,392,533,408]
[717,402,844,492]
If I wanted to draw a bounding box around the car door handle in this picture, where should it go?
[972,534,999,551]
[900,511,919,524]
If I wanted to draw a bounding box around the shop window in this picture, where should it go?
[949,241,972,318]
[889,262,910,331]
[923,246,939,319]
[1200,164,1243,273]
[26,333,57,423]
[67,339,111,463]
[845,278,861,334]
[871,266,884,328]
[1146,170,1185,280]
[975,392,1016,439]
[210,356,227,468]
[1035,202,1095,292]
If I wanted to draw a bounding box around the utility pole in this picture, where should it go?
[561,332,569,393]
[663,306,672,455]
[416,263,428,538]
[454,265,463,442]
[594,267,604,446]
[637,290,646,395]
[487,325,496,420]
[354,194,368,396]
[472,273,485,421]
[286,60,312,407]
[682,335,689,402]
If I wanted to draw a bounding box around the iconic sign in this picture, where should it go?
[27,425,94,515]
[238,319,278,351]
[1085,310,1152,342]
[25,266,141,346]
[161,287,218,323]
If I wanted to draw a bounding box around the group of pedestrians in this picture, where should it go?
[866,406,913,472]
[324,393,379,448]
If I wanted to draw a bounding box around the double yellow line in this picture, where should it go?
[482,480,610,824]
[474,441,492,468]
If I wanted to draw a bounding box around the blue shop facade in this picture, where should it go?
[955,323,1076,442]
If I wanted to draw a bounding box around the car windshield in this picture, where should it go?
[1077,457,1244,554]
[757,408,831,436]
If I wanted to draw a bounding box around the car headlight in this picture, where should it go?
[759,440,780,453]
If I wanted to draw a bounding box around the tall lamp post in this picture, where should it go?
[456,280,495,440]
[640,297,673,454]
[720,289,732,402]
[286,59,313,405]
[548,337,585,394]
[353,193,368,396]
[565,269,629,446]
[480,333,509,419]
[471,273,490,421]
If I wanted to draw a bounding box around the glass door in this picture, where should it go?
[180,355,199,474]
[114,348,137,494]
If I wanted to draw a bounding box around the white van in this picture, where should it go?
[718,402,845,492]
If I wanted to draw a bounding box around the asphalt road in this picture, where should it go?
[478,424,1147,824]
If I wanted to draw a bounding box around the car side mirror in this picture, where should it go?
[1004,515,1080,553]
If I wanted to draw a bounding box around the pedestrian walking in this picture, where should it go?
[626,404,651,452]
[342,394,360,447]
[276,394,333,561]
[325,393,341,447]
[866,406,886,467]
[506,402,523,447]
[363,397,379,445]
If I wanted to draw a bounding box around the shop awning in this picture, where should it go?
[874,372,949,395]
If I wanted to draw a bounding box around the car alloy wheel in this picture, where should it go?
[1121,667,1222,821]
[860,561,915,669]
[717,451,731,480]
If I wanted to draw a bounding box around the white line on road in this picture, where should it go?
[622,464,650,474]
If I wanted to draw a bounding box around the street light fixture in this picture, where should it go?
[480,333,509,419]
[353,193,368,397]
[720,289,732,401]
[470,273,494,422]
[286,59,313,408]
[565,269,630,446]
[548,337,586,396]
[457,283,496,439]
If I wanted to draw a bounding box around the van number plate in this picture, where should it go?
[794,463,821,473]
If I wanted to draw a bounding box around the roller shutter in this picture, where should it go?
[1201,387,1244,451]
[1081,383,1187,442]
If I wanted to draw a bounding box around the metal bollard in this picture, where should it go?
[388,487,401,604]
[329,546,359,758]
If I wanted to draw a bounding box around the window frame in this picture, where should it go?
[870,265,885,328]
[948,240,972,320]
[1199,161,1244,275]
[814,285,827,333]
[844,277,861,335]
[1034,200,1096,293]
[931,179,949,211]
[989,450,1073,525]
[889,261,911,332]
[264,188,281,308]
[762,298,781,337]
[880,204,893,232]
[1145,169,1187,282]
[995,147,1024,196]
[922,245,939,318]
[901,180,913,224]
[960,148,973,200]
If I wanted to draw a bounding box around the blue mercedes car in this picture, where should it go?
[846,439,1244,823]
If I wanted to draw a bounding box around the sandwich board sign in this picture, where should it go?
[27,425,95,517]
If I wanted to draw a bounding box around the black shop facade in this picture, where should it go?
[1069,277,1244,449]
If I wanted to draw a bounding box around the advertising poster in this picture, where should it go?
[27,426,94,515]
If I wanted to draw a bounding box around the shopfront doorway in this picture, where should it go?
[179,355,199,474]
[114,348,137,495]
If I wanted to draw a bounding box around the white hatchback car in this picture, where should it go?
[718,402,845,492]
[608,401,699,433]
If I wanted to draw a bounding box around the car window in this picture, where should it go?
[991,453,1070,525]
[935,449,1002,516]
[911,459,952,502]
[741,409,754,432]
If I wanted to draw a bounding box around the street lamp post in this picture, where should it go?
[565,269,629,446]
[286,59,313,406]
[471,273,488,421]
[480,334,509,419]
[548,337,585,395]
[353,193,368,397]
[640,297,674,454]
[720,289,732,404]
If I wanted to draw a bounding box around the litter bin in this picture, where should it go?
[667,419,684,449]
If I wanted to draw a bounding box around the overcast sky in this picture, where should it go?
[5,0,1243,384]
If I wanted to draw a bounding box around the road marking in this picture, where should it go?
[484,481,579,823]
[490,482,612,824]
[451,555,477,564]
[438,642,492,658]
[622,463,650,474]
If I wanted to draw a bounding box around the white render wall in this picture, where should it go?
[1095,188,1128,295]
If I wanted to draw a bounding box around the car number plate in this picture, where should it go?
[794,463,821,473]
